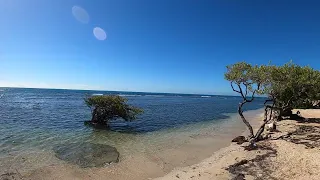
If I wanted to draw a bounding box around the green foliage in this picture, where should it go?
[225,62,253,84]
[225,61,320,110]
[225,62,265,100]
[225,61,320,143]
[265,61,320,108]
[85,95,143,126]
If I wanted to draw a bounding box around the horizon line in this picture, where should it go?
[0,86,241,97]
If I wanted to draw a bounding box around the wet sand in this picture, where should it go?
[1,110,263,180]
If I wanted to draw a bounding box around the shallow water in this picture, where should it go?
[0,88,265,176]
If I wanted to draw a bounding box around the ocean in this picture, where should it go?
[0,88,265,177]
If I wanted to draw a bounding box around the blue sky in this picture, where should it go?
[1,0,320,95]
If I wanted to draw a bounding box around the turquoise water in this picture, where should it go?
[0,88,265,174]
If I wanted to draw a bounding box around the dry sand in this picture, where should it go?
[155,109,320,180]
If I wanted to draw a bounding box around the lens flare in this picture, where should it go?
[93,27,107,41]
[72,6,90,24]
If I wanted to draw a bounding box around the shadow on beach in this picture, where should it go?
[283,113,320,124]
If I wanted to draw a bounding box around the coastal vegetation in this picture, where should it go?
[84,95,143,127]
[225,61,320,145]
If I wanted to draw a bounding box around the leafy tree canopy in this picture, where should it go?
[85,95,143,126]
[225,61,320,144]
[225,61,320,110]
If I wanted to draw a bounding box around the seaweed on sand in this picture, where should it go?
[226,143,277,180]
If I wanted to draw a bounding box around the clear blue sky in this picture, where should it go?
[1,0,320,95]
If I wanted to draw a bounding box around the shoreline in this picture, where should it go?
[155,109,320,180]
[154,110,264,180]
[1,109,264,180]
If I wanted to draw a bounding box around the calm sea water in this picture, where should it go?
[0,88,265,173]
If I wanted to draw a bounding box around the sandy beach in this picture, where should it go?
[155,109,320,180]
[2,109,320,180]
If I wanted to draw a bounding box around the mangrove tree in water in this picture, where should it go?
[85,95,143,128]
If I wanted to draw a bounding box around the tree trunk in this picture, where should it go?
[91,107,108,125]
[251,106,278,144]
[91,108,98,123]
[252,122,268,142]
[238,101,254,138]
[252,106,271,142]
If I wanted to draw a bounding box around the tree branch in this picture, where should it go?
[244,83,248,98]
[237,84,245,99]
[252,118,272,142]
[246,83,260,102]
[238,101,254,138]
[231,81,241,94]
[283,96,294,109]
[268,101,276,121]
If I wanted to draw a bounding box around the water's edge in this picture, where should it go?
[0,88,265,179]
[21,108,264,180]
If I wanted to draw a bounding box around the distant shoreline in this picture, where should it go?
[0,86,265,98]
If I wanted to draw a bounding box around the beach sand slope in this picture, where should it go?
[155,109,320,180]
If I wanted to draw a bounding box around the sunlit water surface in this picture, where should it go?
[0,88,265,174]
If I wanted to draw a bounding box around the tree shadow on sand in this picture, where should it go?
[297,118,320,124]
[282,112,320,124]
[281,125,320,149]
[226,143,278,180]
